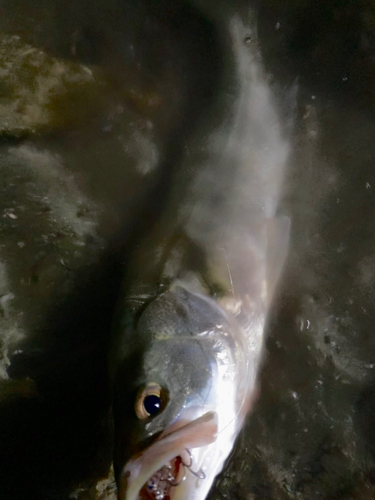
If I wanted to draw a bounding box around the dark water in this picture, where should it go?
[1,1,375,499]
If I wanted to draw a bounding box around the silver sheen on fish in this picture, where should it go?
[110,11,291,500]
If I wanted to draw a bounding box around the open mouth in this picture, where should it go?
[139,456,183,500]
[118,412,218,500]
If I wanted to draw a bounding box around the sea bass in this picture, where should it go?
[110,11,291,500]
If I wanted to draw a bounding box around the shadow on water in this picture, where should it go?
[2,254,119,500]
[0,1,222,499]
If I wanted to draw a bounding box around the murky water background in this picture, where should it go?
[1,1,375,499]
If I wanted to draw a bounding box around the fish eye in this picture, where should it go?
[135,382,165,419]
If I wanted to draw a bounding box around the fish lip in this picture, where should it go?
[117,411,218,500]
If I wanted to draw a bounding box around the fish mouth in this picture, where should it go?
[137,455,185,500]
[118,411,218,500]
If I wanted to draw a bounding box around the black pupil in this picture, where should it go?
[144,394,161,415]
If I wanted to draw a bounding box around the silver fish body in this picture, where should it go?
[111,11,291,500]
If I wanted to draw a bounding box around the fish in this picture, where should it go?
[110,9,292,500]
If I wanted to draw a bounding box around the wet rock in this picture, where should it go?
[0,33,102,137]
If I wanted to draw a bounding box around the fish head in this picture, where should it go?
[112,284,254,500]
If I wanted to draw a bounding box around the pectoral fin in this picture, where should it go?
[266,216,290,305]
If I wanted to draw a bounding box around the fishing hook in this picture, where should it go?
[161,448,206,487]
[181,448,206,480]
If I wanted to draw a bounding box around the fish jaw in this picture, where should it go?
[117,412,219,500]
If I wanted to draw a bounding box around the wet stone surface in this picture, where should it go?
[0,33,100,137]
[0,2,220,499]
[1,1,375,500]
